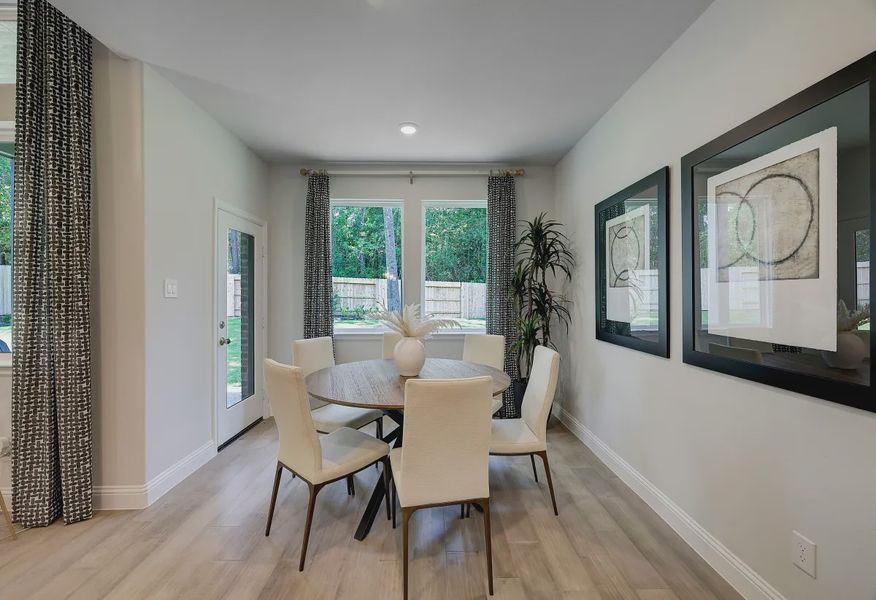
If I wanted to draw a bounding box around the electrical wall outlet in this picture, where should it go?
[792,531,817,578]
[164,279,179,299]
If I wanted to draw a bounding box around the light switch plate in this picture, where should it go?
[792,530,816,578]
[164,279,179,299]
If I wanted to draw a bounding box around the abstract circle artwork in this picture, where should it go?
[714,148,820,282]
[608,211,646,288]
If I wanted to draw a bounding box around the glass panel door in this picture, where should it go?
[226,229,255,408]
[216,208,264,448]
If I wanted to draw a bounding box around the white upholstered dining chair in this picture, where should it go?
[263,359,390,571]
[293,337,385,440]
[382,330,402,359]
[463,334,505,415]
[389,376,494,599]
[489,345,560,515]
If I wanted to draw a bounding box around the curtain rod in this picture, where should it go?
[299,167,525,180]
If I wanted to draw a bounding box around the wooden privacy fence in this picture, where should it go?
[333,277,389,313]
[227,274,241,317]
[424,281,485,319]
[332,277,486,319]
[857,261,870,308]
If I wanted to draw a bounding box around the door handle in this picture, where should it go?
[219,337,232,346]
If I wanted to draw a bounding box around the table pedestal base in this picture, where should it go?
[355,409,403,541]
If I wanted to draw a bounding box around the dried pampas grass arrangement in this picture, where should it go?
[371,304,458,338]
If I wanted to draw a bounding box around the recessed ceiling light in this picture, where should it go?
[399,122,418,135]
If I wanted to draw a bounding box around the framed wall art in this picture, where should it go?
[595,167,669,357]
[681,51,874,413]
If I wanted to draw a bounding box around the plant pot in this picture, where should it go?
[393,337,426,377]
[821,331,867,370]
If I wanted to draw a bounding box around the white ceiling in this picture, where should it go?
[52,0,712,165]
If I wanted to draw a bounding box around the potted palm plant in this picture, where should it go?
[510,213,574,414]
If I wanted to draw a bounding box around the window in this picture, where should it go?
[0,10,13,355]
[331,201,403,330]
[0,137,12,354]
[423,202,487,330]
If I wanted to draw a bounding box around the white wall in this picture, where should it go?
[553,2,876,599]
[142,65,269,481]
[92,44,147,490]
[3,53,270,501]
[1,45,155,495]
[266,165,555,365]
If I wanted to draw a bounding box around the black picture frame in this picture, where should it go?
[681,51,875,413]
[595,167,669,358]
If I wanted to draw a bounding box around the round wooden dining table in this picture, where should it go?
[305,358,511,540]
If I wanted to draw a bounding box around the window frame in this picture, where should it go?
[0,5,13,366]
[421,199,488,334]
[329,198,405,335]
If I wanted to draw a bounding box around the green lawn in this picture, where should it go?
[226,317,241,387]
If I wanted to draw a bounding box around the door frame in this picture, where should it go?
[212,199,269,449]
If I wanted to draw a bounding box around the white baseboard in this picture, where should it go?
[556,406,785,600]
[142,440,216,508]
[1,440,216,511]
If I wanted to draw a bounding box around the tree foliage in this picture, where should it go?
[856,229,870,263]
[0,156,12,266]
[424,207,486,282]
[331,206,403,279]
[330,205,488,284]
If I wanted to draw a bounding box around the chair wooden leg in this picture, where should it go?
[299,483,322,571]
[382,457,391,520]
[0,490,15,540]
[265,462,283,536]
[375,419,384,470]
[530,454,539,482]
[402,507,414,600]
[347,475,355,496]
[537,451,558,516]
[391,478,397,528]
[460,503,465,519]
[466,503,471,518]
[480,499,493,595]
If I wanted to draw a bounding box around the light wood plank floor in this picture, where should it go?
[0,419,742,600]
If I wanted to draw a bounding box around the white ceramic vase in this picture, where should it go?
[393,337,426,376]
[821,331,867,370]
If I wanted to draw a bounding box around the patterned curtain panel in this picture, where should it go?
[486,174,520,418]
[12,0,94,526]
[303,173,333,339]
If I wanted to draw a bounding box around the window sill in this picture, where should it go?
[0,353,10,373]
[334,330,385,341]
[333,330,484,341]
[433,329,485,339]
